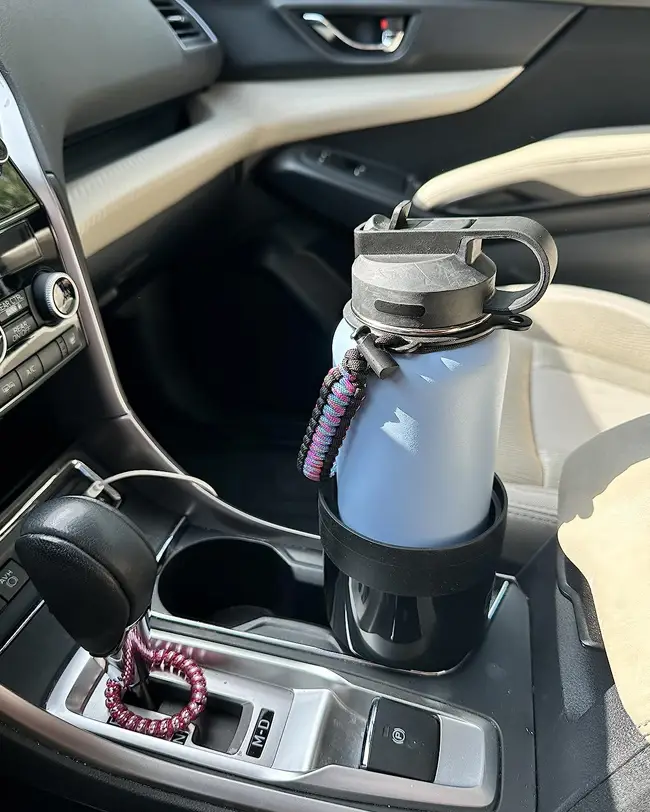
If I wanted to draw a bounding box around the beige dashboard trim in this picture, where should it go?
[67,68,521,257]
[413,128,650,210]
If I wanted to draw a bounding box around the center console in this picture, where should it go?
[0,64,644,812]
[0,161,85,414]
[5,466,523,811]
[0,451,534,812]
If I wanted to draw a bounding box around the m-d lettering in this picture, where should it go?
[246,709,275,758]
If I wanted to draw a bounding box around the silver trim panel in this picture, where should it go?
[359,697,378,769]
[48,631,499,809]
[155,516,186,563]
[0,600,45,657]
[39,271,80,321]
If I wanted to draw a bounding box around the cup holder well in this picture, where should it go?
[158,538,328,629]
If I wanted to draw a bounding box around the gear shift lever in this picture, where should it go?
[16,496,207,739]
[18,496,156,656]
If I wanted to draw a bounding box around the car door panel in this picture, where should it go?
[233,3,650,300]
[321,7,650,180]
[189,0,578,78]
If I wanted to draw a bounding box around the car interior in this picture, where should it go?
[2,0,650,810]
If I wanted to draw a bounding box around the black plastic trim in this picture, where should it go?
[556,546,604,650]
[260,145,421,231]
[0,606,76,706]
[64,102,189,184]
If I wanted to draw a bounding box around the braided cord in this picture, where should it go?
[298,347,369,481]
[105,629,207,740]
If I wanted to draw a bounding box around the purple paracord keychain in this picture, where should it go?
[104,628,207,740]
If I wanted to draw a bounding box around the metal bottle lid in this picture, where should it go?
[349,201,558,342]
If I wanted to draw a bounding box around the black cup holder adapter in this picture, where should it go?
[158,538,328,629]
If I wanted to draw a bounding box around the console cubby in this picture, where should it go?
[157,537,328,629]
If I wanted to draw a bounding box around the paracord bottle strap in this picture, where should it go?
[297,346,369,482]
[298,333,402,482]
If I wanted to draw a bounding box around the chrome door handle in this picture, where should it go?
[302,13,405,54]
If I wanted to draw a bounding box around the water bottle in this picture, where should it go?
[333,323,509,547]
[301,202,557,671]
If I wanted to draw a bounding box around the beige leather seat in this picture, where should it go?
[411,132,650,568]
[497,283,650,568]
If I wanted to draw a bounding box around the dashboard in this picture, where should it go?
[0,0,573,295]
[0,166,86,415]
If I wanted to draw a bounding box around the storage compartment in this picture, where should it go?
[158,538,329,629]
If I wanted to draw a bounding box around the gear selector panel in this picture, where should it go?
[49,629,499,810]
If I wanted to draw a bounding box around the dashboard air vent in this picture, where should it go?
[150,0,212,48]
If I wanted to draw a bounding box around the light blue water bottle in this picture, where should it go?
[332,322,509,547]
[299,202,557,670]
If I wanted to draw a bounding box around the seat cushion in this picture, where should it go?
[497,284,650,568]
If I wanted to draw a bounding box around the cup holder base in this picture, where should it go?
[157,537,509,665]
[158,538,328,630]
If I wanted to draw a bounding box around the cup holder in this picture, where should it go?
[158,538,328,629]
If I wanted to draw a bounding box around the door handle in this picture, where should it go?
[302,12,405,54]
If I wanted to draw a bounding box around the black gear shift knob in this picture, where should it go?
[17,496,157,657]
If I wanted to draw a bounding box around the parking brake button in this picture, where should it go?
[361,697,440,782]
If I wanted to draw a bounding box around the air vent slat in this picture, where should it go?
[150,0,211,47]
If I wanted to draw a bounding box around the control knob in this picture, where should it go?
[32,271,79,323]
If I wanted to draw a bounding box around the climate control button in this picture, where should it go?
[5,314,37,348]
[0,289,29,324]
[0,371,21,406]
[16,355,43,388]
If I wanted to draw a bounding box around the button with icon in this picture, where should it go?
[16,355,44,388]
[361,697,440,782]
[0,559,29,602]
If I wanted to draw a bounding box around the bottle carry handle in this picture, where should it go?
[462,216,558,315]
[385,202,558,316]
